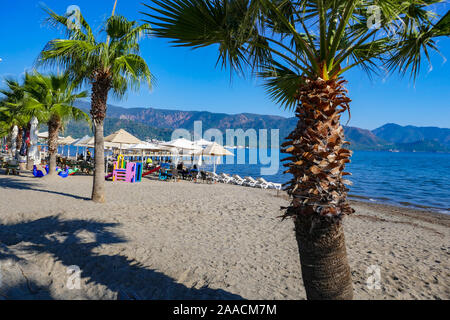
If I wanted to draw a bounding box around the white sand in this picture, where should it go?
[0,172,448,300]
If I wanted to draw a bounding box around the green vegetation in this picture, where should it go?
[0,72,88,172]
[143,0,449,299]
[38,6,154,202]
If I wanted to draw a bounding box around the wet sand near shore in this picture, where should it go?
[0,172,448,300]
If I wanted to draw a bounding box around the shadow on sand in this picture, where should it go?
[0,176,91,201]
[0,215,243,300]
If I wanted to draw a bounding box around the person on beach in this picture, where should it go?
[146,157,153,169]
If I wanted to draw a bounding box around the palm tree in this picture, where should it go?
[38,7,154,202]
[143,0,449,299]
[23,72,89,177]
[0,79,29,158]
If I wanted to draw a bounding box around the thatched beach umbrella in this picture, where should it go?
[164,138,202,165]
[72,135,92,157]
[37,131,49,139]
[104,129,143,152]
[196,142,233,173]
[58,136,76,157]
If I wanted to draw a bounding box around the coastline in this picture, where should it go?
[0,172,448,299]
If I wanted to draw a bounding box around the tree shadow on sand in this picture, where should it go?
[0,216,243,300]
[0,176,90,200]
[0,280,54,300]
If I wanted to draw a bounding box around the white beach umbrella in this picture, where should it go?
[58,136,76,145]
[196,142,233,173]
[10,125,18,158]
[193,138,213,147]
[73,135,92,147]
[128,142,168,151]
[104,129,143,152]
[164,138,202,151]
[28,117,40,164]
[37,131,48,139]
[58,136,76,157]
[85,137,123,149]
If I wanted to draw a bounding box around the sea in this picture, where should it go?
[61,145,450,214]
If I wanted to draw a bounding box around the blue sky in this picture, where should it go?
[0,0,449,130]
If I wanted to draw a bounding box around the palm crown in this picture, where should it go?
[39,7,154,100]
[144,0,449,108]
[0,79,29,136]
[23,72,89,130]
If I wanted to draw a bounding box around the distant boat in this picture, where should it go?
[389,149,400,152]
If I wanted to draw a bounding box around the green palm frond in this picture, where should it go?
[39,8,154,99]
[143,0,262,73]
[22,72,90,127]
[259,61,305,110]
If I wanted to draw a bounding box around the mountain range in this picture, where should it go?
[65,101,450,153]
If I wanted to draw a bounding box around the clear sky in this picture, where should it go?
[0,0,449,130]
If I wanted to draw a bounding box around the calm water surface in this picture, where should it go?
[63,146,450,214]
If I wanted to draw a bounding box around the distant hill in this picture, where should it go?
[343,127,387,150]
[393,140,450,153]
[64,118,173,142]
[73,100,298,140]
[373,123,450,147]
[67,101,449,152]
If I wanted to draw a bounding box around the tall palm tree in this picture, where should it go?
[143,0,449,299]
[0,79,29,157]
[23,72,89,177]
[38,7,154,202]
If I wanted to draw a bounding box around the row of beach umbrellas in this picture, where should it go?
[38,129,233,172]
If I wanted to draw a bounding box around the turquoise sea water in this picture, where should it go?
[62,146,450,214]
[207,149,450,214]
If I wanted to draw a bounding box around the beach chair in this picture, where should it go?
[243,176,259,187]
[232,174,246,185]
[170,168,179,182]
[256,177,271,189]
[209,172,221,183]
[256,177,283,190]
[5,160,20,176]
[200,171,213,184]
[270,182,282,190]
[220,173,234,184]
[158,168,169,180]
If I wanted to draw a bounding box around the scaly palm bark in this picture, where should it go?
[16,127,23,159]
[47,115,61,177]
[90,73,110,203]
[282,77,354,299]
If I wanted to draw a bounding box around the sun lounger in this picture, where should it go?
[243,176,260,187]
[256,177,271,189]
[256,177,282,190]
[232,174,246,185]
[5,160,20,175]
[209,172,221,182]
[270,182,282,190]
[220,173,234,184]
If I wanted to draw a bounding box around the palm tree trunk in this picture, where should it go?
[47,116,61,177]
[26,121,34,170]
[294,215,353,299]
[16,127,23,159]
[282,78,354,300]
[90,75,110,203]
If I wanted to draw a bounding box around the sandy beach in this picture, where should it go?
[0,172,448,300]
